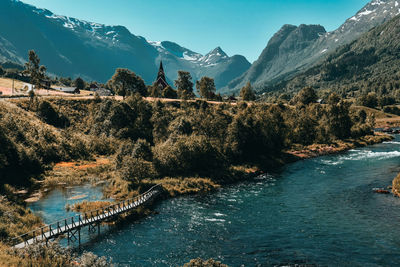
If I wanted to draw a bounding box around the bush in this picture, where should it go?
[37,100,69,128]
[153,135,224,177]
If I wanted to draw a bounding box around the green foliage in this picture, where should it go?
[196,76,216,100]
[148,83,162,98]
[383,105,400,116]
[161,85,178,99]
[0,66,4,77]
[293,87,317,105]
[59,77,72,86]
[9,241,112,267]
[108,68,147,98]
[183,258,229,267]
[175,71,194,99]
[225,105,286,161]
[37,100,69,128]
[239,82,256,101]
[358,92,378,108]
[153,135,224,177]
[74,77,85,90]
[24,50,46,89]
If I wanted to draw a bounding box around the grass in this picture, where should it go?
[42,157,113,187]
[146,177,220,197]
[286,134,393,159]
[66,200,113,216]
[0,78,26,95]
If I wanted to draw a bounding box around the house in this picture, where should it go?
[54,86,80,94]
[94,87,112,96]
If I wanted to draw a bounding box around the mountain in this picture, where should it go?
[266,13,400,99]
[223,0,400,94]
[0,0,250,88]
[148,42,251,89]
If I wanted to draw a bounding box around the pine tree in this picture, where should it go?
[24,50,46,90]
[175,71,194,99]
[239,82,256,101]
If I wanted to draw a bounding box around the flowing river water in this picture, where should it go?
[29,136,400,266]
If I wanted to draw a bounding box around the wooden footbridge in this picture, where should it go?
[12,184,163,249]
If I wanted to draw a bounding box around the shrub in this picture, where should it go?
[152,135,224,177]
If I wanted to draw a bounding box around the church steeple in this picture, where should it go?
[155,61,169,90]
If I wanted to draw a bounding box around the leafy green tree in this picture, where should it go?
[196,76,216,100]
[148,83,162,98]
[108,68,147,98]
[24,50,46,89]
[161,85,178,99]
[239,82,256,101]
[74,77,85,90]
[59,77,72,86]
[175,71,194,99]
[294,87,317,105]
[358,92,378,108]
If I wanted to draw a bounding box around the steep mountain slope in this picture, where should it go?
[149,42,251,89]
[266,14,400,98]
[0,0,159,83]
[224,0,400,94]
[0,0,250,87]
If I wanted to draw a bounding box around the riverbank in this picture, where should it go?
[392,173,400,197]
[285,133,393,160]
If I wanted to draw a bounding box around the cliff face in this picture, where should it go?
[223,0,400,94]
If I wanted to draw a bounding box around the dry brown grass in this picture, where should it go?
[392,173,400,197]
[286,134,393,159]
[66,200,113,216]
[146,177,220,197]
[42,157,113,187]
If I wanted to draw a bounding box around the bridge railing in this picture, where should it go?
[11,184,163,247]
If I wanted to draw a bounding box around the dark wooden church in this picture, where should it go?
[155,61,169,90]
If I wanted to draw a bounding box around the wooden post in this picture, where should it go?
[78,228,81,245]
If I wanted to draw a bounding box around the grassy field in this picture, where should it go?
[352,105,400,128]
[0,78,26,95]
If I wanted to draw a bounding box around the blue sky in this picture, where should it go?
[22,0,370,63]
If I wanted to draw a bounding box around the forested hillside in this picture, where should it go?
[265,14,400,101]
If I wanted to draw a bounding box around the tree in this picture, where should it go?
[239,82,256,101]
[358,92,378,108]
[196,76,216,100]
[0,66,4,77]
[24,50,46,90]
[294,87,317,105]
[161,85,178,99]
[148,83,162,98]
[74,77,85,90]
[108,68,147,98]
[175,71,194,99]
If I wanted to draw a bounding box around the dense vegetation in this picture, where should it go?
[0,87,375,191]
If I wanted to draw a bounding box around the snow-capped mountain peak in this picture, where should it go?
[147,41,230,67]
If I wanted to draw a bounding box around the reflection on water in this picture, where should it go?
[30,136,400,266]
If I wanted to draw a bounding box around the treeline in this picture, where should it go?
[2,50,258,101]
[260,14,400,107]
[0,86,374,187]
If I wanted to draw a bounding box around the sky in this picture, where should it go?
[21,0,371,63]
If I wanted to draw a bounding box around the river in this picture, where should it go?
[29,136,400,266]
